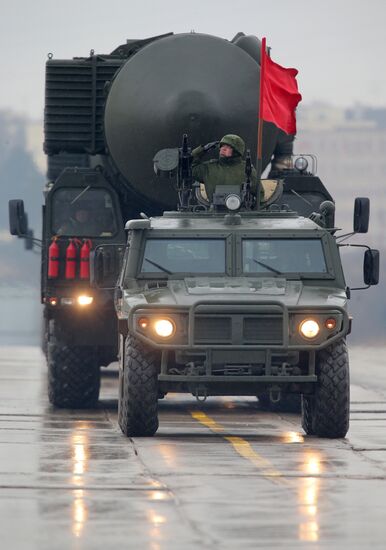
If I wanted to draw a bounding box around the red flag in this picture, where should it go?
[259,37,302,135]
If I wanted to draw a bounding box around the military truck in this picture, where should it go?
[107,143,379,438]
[9,32,295,408]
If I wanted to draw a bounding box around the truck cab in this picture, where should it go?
[10,167,126,407]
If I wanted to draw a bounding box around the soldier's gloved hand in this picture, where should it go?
[203,141,219,152]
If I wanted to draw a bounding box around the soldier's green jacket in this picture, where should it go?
[192,145,259,201]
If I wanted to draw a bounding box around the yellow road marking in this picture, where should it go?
[191,411,290,486]
[191,411,225,433]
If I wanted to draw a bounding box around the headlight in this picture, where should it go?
[299,319,320,339]
[154,319,175,338]
[225,194,241,211]
[77,295,94,306]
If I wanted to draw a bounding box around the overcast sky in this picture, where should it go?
[1,0,386,119]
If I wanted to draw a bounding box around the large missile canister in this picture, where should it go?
[104,33,278,210]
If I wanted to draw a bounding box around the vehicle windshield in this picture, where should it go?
[242,239,327,275]
[51,187,117,237]
[140,239,226,275]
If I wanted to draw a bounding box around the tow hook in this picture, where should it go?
[269,386,282,403]
[195,386,208,402]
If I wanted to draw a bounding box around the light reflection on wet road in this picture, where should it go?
[1,346,386,549]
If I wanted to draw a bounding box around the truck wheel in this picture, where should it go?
[301,339,349,438]
[301,394,315,435]
[118,335,159,437]
[41,315,48,357]
[47,323,100,408]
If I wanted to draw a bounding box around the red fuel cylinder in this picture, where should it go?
[80,239,92,280]
[48,239,59,279]
[65,239,77,279]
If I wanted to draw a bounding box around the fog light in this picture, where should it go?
[77,295,93,306]
[225,194,241,211]
[154,319,175,338]
[299,319,320,339]
[325,318,336,330]
[138,317,149,330]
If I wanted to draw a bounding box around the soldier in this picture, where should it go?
[56,200,101,237]
[192,134,258,202]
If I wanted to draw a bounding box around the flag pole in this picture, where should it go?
[256,36,266,210]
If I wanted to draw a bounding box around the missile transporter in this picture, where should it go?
[8,32,379,428]
[110,140,379,439]
[9,32,294,408]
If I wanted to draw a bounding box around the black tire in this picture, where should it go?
[47,322,100,408]
[41,315,48,358]
[301,393,315,435]
[118,335,159,437]
[301,339,350,438]
[258,392,301,413]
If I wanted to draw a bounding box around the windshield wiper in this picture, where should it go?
[70,185,91,204]
[252,259,282,275]
[144,258,173,275]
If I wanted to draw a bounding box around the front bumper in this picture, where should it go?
[124,300,349,393]
[128,300,349,352]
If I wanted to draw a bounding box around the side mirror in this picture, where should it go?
[90,248,105,287]
[353,197,369,233]
[364,249,379,286]
[9,199,28,236]
[90,244,125,288]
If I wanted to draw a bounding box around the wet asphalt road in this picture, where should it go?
[1,346,386,549]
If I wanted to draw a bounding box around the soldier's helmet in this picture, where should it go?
[220,134,245,157]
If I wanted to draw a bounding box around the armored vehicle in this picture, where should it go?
[111,145,379,438]
[9,32,293,408]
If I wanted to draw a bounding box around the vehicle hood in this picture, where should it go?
[123,277,347,311]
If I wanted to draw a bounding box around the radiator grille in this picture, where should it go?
[194,317,232,343]
[193,312,283,345]
[243,316,283,344]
